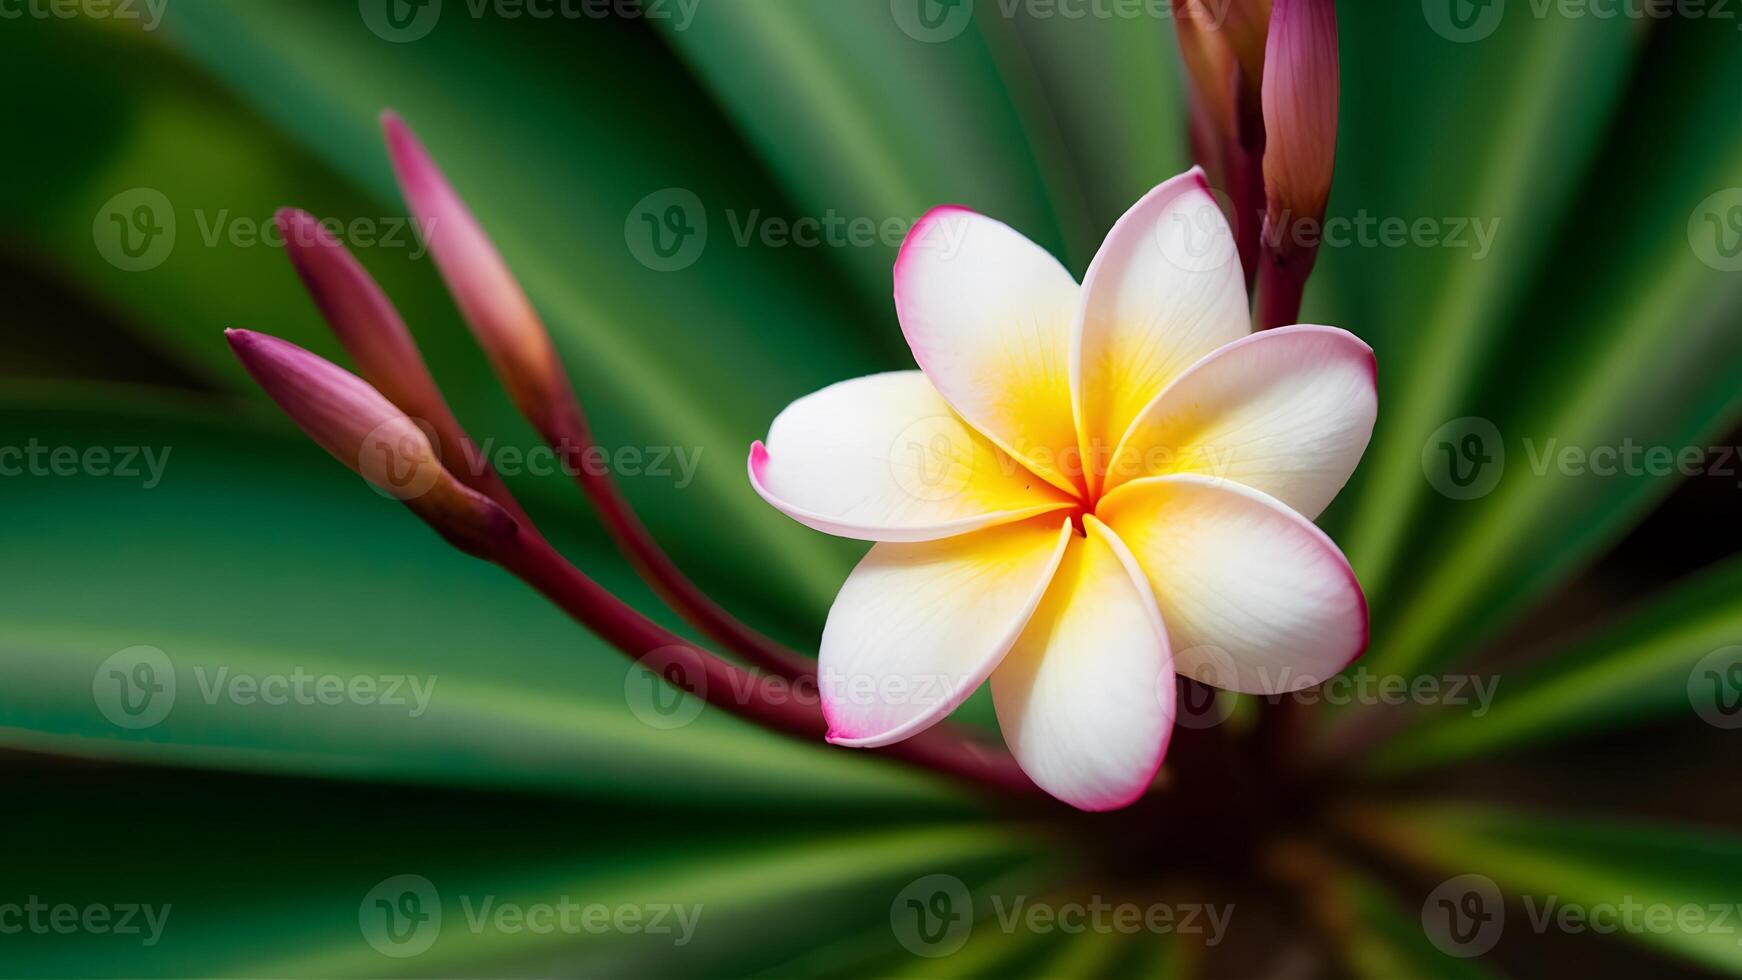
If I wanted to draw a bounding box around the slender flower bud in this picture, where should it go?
[1260,0,1338,266]
[274,208,491,483]
[1255,0,1338,330]
[1172,0,1239,150]
[225,329,516,556]
[380,111,568,428]
[1219,0,1274,111]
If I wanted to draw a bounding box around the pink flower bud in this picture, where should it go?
[226,329,515,555]
[1261,0,1339,259]
[381,111,568,427]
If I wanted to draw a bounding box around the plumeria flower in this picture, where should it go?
[748,169,1376,810]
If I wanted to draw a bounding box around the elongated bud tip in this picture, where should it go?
[1261,0,1338,260]
[380,111,566,426]
[226,329,516,556]
[272,207,450,427]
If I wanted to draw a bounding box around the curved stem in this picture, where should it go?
[495,526,1038,798]
[530,399,816,680]
[1255,246,1311,331]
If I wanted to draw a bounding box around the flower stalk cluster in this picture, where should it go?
[229,113,1030,797]
[1174,0,1339,330]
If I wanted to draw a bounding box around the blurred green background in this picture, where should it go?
[2,1,1742,976]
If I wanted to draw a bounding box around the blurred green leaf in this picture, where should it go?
[1353,803,1742,974]
[1366,556,1742,775]
[0,392,973,809]
[1329,10,1639,579]
[1351,19,1742,680]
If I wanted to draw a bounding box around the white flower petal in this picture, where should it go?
[821,517,1073,747]
[992,516,1174,811]
[750,371,1074,542]
[1104,325,1377,518]
[1098,474,1367,695]
[895,206,1085,496]
[1072,168,1251,493]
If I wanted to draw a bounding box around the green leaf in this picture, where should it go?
[1366,556,1742,775]
[1352,803,1742,974]
[1350,20,1742,680]
[1328,9,1639,575]
[654,2,1069,293]
[0,393,974,809]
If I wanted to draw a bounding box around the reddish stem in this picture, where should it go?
[1255,245,1311,331]
[531,399,815,680]
[494,525,1038,798]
